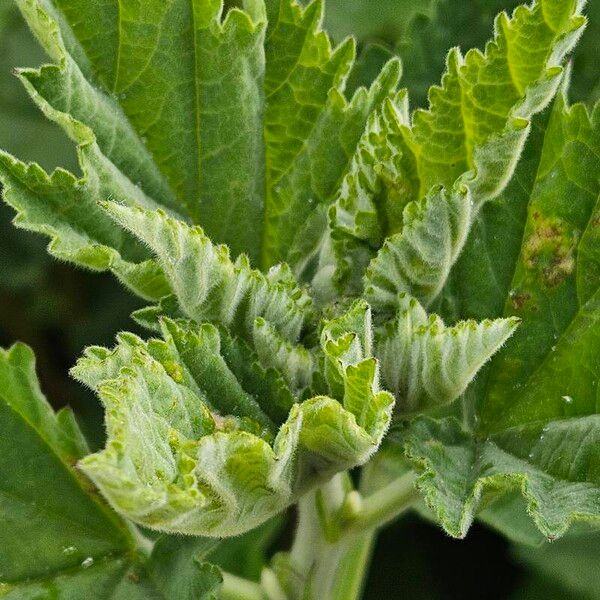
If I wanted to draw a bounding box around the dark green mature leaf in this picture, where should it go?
[201,516,283,581]
[313,0,585,308]
[402,93,600,540]
[514,530,600,599]
[480,99,600,432]
[0,0,402,291]
[0,343,126,580]
[0,343,223,599]
[322,0,437,51]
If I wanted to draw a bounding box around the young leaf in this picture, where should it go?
[400,94,600,541]
[325,0,599,107]
[308,91,418,302]
[0,342,222,599]
[72,304,394,537]
[103,202,313,345]
[376,294,518,415]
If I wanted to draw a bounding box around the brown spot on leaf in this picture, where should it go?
[509,290,531,311]
[128,571,141,584]
[523,215,577,288]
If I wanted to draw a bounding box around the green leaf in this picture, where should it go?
[403,415,600,539]
[0,0,402,288]
[0,343,129,579]
[361,0,585,314]
[0,342,222,599]
[309,0,584,308]
[320,300,395,433]
[72,302,394,537]
[207,516,284,580]
[478,100,600,433]
[103,202,313,346]
[103,202,318,410]
[376,293,518,415]
[324,0,599,108]
[309,91,419,302]
[321,0,438,52]
[400,93,600,541]
[145,536,223,600]
[514,530,600,599]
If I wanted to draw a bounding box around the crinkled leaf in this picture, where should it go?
[363,181,475,311]
[403,415,600,539]
[313,1,585,304]
[104,202,313,345]
[309,91,419,302]
[320,300,395,433]
[72,304,394,536]
[325,0,599,107]
[376,293,518,415]
[103,202,318,403]
[401,93,600,541]
[0,342,222,599]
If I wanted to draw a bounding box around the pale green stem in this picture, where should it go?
[341,471,418,537]
[221,572,266,600]
[327,531,376,600]
[283,471,418,599]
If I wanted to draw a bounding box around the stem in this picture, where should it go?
[341,471,418,537]
[221,572,266,600]
[129,523,154,558]
[328,531,376,600]
[283,471,417,599]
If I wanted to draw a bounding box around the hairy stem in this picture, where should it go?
[328,531,376,600]
[341,471,419,537]
[130,523,154,558]
[280,470,418,599]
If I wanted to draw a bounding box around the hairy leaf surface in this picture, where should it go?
[376,294,518,415]
[401,94,600,540]
[1,0,596,555]
[0,0,402,290]
[325,0,599,107]
[72,300,394,536]
[310,0,585,309]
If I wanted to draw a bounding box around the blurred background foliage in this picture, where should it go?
[0,1,599,597]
